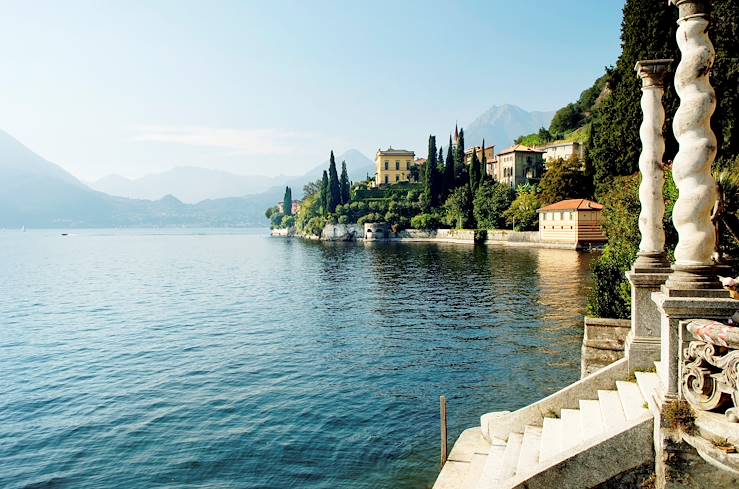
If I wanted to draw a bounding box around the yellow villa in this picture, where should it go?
[538,198,606,247]
[375,147,415,186]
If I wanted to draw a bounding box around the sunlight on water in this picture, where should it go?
[0,229,595,488]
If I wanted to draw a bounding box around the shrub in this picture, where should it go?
[411,213,439,230]
[357,213,384,225]
[338,215,349,224]
[474,181,515,229]
[305,216,326,237]
[280,215,295,228]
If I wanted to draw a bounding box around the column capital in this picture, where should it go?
[635,59,673,88]
[668,0,711,19]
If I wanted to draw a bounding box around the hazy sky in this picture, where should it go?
[0,0,623,181]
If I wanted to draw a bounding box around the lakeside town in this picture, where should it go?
[267,128,605,250]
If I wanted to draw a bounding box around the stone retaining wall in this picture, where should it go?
[581,317,631,378]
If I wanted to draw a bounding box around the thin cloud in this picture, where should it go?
[132,126,318,156]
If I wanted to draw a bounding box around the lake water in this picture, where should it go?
[0,229,595,489]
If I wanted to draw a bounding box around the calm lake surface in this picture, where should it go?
[0,229,596,489]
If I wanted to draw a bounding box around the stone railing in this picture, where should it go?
[581,317,631,378]
[682,319,739,422]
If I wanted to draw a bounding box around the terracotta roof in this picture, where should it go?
[538,199,603,212]
[497,144,546,156]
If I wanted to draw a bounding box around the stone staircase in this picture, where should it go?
[433,371,660,489]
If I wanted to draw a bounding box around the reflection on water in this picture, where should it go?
[0,230,595,489]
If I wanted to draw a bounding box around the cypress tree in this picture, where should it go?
[422,135,438,209]
[469,150,481,193]
[320,170,329,214]
[444,135,455,199]
[282,186,292,216]
[454,128,466,184]
[327,151,341,213]
[480,139,488,183]
[589,0,680,197]
[339,160,350,204]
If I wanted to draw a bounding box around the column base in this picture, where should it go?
[625,334,661,373]
[626,267,671,374]
[633,251,671,271]
[663,264,728,295]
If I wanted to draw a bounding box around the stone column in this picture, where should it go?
[664,0,721,292]
[654,0,733,399]
[626,60,673,373]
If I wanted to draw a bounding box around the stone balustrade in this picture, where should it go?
[682,319,739,422]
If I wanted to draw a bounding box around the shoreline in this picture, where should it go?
[271,226,596,251]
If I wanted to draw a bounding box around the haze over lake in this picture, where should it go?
[1,229,595,488]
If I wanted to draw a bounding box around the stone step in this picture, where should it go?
[598,389,626,430]
[460,452,488,489]
[560,408,584,450]
[579,399,605,439]
[539,417,563,463]
[515,425,542,477]
[474,441,507,489]
[616,381,648,420]
[498,432,523,481]
[635,371,660,411]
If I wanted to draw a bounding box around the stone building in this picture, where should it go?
[374,147,415,186]
[464,144,496,177]
[494,144,545,188]
[538,199,606,247]
[536,141,585,163]
[276,200,301,214]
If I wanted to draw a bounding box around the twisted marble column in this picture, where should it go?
[634,60,672,270]
[667,0,719,289]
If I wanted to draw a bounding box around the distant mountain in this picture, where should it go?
[90,149,375,203]
[0,130,279,227]
[91,167,282,204]
[0,130,375,227]
[463,104,556,151]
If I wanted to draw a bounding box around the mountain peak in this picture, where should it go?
[463,104,555,150]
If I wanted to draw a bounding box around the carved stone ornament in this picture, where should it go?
[683,319,739,421]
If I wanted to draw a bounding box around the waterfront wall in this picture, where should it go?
[580,317,631,378]
[274,226,580,250]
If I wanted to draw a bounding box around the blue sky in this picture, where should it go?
[0,0,624,180]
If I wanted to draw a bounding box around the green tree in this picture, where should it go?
[469,150,481,193]
[503,186,541,230]
[480,139,488,183]
[444,135,455,198]
[339,160,350,204]
[454,128,466,185]
[443,185,474,229]
[473,181,515,229]
[538,156,593,206]
[589,0,680,197]
[422,135,439,209]
[550,103,583,134]
[328,151,341,213]
[320,170,329,214]
[303,179,322,197]
[282,186,293,216]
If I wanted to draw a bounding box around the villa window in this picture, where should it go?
[396,161,400,170]
[384,161,389,170]
[406,161,410,170]
[384,175,389,184]
[395,174,399,182]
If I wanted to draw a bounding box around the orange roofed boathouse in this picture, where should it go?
[537,199,607,247]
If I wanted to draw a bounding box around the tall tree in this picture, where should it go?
[282,186,292,216]
[444,135,456,198]
[480,139,488,183]
[320,170,329,214]
[339,160,350,204]
[469,150,481,193]
[327,151,341,213]
[422,135,438,209]
[454,128,466,185]
[539,156,593,205]
[589,0,680,197]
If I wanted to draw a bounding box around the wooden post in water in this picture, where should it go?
[440,395,448,467]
